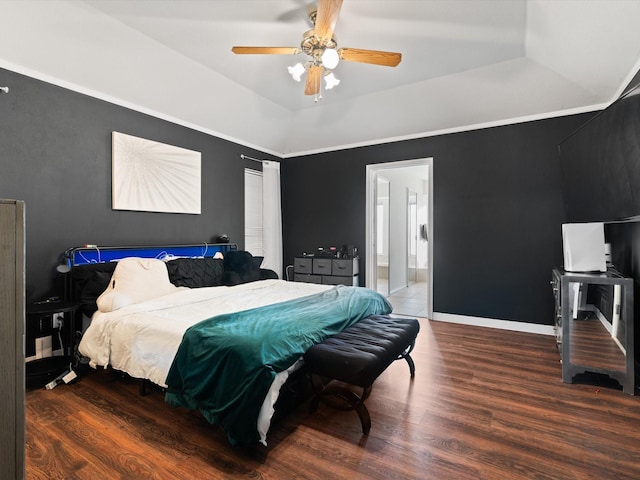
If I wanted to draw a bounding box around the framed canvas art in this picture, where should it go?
[112,132,201,214]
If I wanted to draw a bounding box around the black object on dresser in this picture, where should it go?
[551,268,635,394]
[293,256,359,286]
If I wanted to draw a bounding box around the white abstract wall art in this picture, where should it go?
[112,132,201,214]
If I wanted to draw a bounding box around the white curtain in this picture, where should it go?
[261,161,282,278]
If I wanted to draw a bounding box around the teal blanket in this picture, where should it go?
[164,285,391,445]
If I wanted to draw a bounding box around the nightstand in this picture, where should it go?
[25,300,80,388]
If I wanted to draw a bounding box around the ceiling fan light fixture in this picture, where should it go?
[324,71,340,90]
[288,62,306,82]
[321,48,340,69]
[232,0,402,99]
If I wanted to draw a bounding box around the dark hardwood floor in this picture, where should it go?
[26,319,640,479]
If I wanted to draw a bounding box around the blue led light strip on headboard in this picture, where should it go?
[65,243,238,267]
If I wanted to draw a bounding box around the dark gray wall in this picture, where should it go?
[282,114,595,325]
[0,65,598,325]
[564,78,640,370]
[559,83,640,223]
[0,68,276,301]
[605,220,640,369]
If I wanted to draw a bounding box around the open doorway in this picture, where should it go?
[366,158,433,318]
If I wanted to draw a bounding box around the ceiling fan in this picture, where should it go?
[231,0,402,100]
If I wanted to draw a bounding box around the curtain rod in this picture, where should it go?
[240,154,279,163]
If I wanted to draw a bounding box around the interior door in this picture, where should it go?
[376,176,390,295]
[407,189,418,283]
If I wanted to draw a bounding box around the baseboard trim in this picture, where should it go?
[431,312,555,336]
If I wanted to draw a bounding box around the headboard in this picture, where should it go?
[62,243,238,315]
[62,242,237,268]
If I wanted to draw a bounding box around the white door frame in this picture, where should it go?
[365,158,433,318]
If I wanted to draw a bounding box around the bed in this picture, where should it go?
[67,243,392,446]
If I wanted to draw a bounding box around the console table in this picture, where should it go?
[551,268,635,394]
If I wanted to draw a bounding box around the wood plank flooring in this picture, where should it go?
[26,319,640,479]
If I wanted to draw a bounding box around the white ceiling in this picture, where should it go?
[1,0,639,157]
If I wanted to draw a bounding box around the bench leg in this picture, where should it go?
[309,375,373,434]
[321,386,372,435]
[397,341,417,377]
[404,354,416,377]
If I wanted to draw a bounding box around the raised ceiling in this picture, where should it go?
[0,0,639,157]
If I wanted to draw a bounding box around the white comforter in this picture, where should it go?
[79,279,332,386]
[78,279,333,444]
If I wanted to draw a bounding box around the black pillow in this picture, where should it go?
[252,256,264,268]
[223,251,261,286]
[69,263,117,316]
[260,268,279,280]
[79,271,113,316]
[166,257,224,288]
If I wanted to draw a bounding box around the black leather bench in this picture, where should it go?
[303,314,420,434]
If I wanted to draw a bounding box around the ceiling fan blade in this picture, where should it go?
[314,0,343,43]
[304,64,323,96]
[232,46,301,55]
[338,47,402,67]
